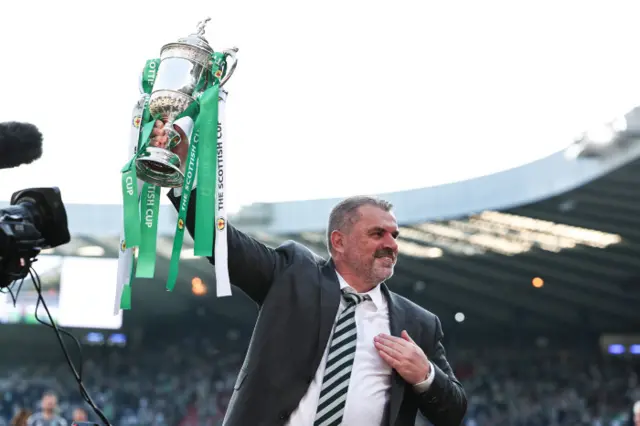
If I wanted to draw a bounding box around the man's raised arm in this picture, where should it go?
[167,188,287,305]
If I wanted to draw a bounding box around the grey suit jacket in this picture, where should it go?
[169,190,467,426]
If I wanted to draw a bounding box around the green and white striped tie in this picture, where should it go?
[314,288,370,426]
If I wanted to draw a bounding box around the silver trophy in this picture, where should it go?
[135,18,238,187]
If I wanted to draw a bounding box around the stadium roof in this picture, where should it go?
[262,156,640,333]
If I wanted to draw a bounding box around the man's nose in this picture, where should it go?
[385,235,399,253]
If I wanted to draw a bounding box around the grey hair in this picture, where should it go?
[326,195,393,254]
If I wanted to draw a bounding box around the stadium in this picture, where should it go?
[2,106,640,425]
[3,5,640,426]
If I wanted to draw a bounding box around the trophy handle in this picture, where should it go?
[220,47,239,87]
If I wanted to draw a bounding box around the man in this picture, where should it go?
[151,121,467,425]
[26,392,67,426]
[70,408,87,424]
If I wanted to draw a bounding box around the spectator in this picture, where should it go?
[70,409,86,424]
[10,409,31,426]
[1,329,638,426]
[26,392,67,426]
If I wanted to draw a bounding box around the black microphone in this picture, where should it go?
[0,121,43,169]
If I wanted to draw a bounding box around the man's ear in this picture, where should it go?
[330,230,345,254]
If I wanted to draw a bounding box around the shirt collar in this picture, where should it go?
[335,271,385,310]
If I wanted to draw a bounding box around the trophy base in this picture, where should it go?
[135,147,184,188]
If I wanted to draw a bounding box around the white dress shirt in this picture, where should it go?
[286,272,435,426]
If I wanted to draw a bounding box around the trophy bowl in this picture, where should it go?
[135,18,238,188]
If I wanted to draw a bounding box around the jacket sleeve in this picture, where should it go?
[417,316,467,425]
[168,188,289,305]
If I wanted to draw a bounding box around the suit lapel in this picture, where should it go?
[313,260,342,371]
[382,284,409,426]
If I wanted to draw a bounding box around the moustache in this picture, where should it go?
[374,248,396,261]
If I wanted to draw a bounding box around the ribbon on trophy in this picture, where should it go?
[135,59,162,280]
[167,51,231,295]
[116,50,233,313]
[115,92,148,314]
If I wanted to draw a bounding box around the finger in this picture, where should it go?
[374,339,403,359]
[151,135,168,148]
[376,334,410,350]
[151,127,166,137]
[154,120,164,128]
[158,135,169,148]
[377,348,400,369]
[401,330,416,345]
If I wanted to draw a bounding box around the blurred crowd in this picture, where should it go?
[0,332,243,426]
[452,347,640,426]
[0,332,638,426]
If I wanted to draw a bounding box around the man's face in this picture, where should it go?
[73,408,88,421]
[42,394,57,411]
[339,205,399,286]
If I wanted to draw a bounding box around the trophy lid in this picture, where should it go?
[167,17,214,54]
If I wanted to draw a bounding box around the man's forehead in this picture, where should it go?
[356,205,397,226]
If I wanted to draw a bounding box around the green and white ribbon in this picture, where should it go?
[134,59,162,279]
[165,116,200,291]
[116,52,233,312]
[214,89,231,297]
[114,95,146,314]
[166,52,231,296]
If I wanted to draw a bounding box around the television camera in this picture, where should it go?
[0,121,111,425]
